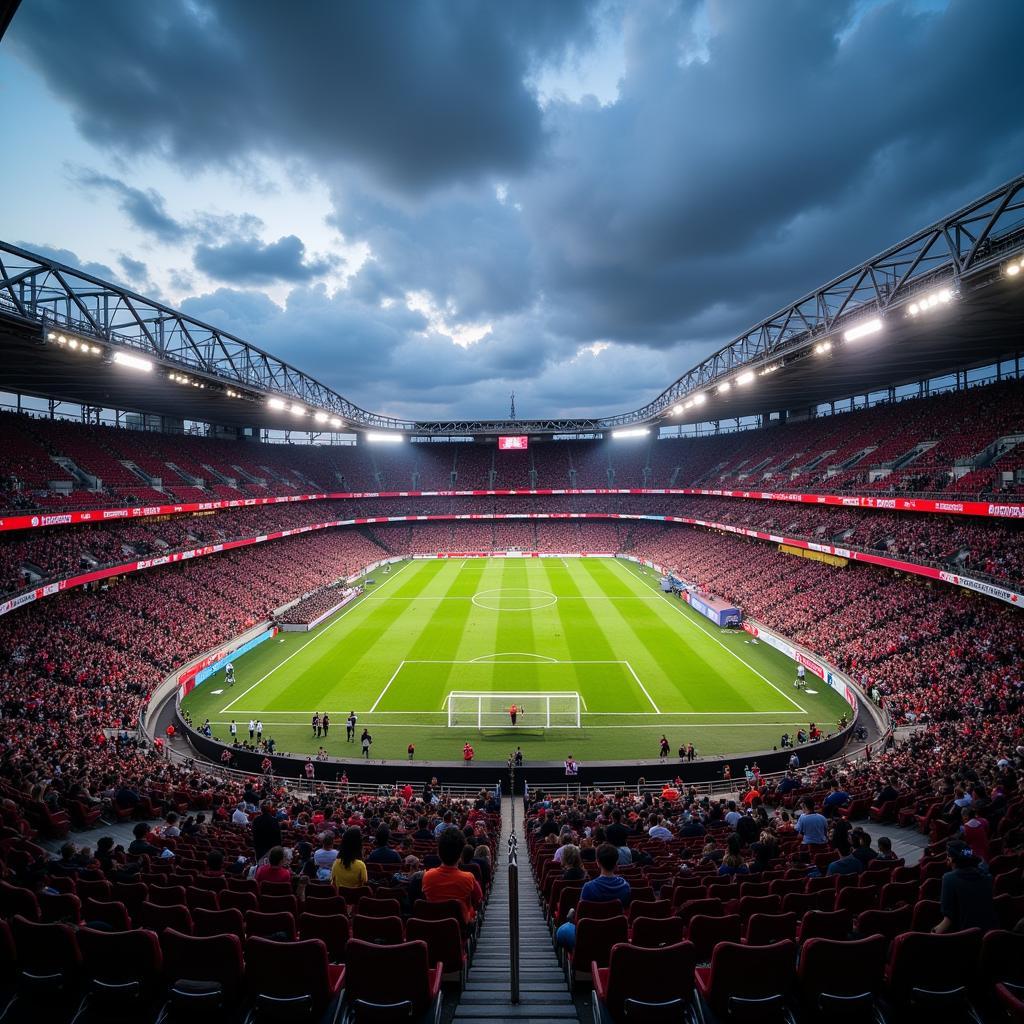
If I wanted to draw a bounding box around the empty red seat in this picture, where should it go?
[687,914,742,962]
[81,897,131,931]
[244,936,345,1022]
[245,910,297,940]
[568,915,629,987]
[148,884,187,907]
[258,893,298,917]
[885,928,983,1019]
[695,939,796,1020]
[630,915,686,949]
[577,899,625,922]
[798,935,886,1019]
[9,915,82,1017]
[406,916,467,986]
[38,892,81,924]
[676,897,723,927]
[342,938,441,1023]
[357,896,402,918]
[219,889,258,914]
[744,912,797,946]
[192,906,246,940]
[159,928,244,1022]
[352,914,405,945]
[797,910,851,943]
[592,941,697,1023]
[77,925,163,1020]
[139,900,193,935]
[855,905,913,943]
[299,911,350,964]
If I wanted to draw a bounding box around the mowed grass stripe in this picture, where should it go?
[375,560,482,711]
[611,558,803,713]
[539,559,652,713]
[261,558,444,712]
[580,558,762,715]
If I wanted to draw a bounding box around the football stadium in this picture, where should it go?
[1,2,1023,1022]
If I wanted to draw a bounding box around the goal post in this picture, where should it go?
[446,691,582,730]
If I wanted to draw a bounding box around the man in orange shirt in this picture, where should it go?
[422,829,482,928]
[509,704,518,726]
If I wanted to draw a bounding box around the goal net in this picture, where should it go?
[446,691,582,729]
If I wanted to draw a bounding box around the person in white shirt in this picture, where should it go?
[249,719,256,740]
[225,662,235,686]
[229,721,237,741]
[647,814,673,840]
[795,664,806,689]
[256,720,263,740]
[312,833,339,878]
[231,804,249,825]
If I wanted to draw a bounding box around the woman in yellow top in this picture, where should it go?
[330,826,367,889]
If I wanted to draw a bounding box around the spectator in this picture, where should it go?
[933,841,998,933]
[330,826,368,890]
[556,843,631,950]
[255,846,292,885]
[795,798,828,845]
[422,828,483,927]
[252,801,282,861]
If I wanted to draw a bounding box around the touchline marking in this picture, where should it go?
[219,559,413,713]
[206,719,821,730]
[369,661,407,713]
[616,559,807,714]
[623,660,661,714]
[215,708,808,717]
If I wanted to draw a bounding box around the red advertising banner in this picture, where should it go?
[1,486,1021,535]
[0,512,1019,621]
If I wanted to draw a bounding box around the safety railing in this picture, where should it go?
[507,833,520,1005]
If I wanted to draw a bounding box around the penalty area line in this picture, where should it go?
[219,560,413,714]
[624,660,661,714]
[369,661,407,713]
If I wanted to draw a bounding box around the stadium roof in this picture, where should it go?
[1,173,1023,436]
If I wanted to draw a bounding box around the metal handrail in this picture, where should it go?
[507,834,520,1005]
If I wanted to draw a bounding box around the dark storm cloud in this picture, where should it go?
[192,235,337,286]
[10,1,1024,417]
[12,0,593,192]
[72,168,187,243]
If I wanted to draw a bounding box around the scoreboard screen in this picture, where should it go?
[498,435,529,450]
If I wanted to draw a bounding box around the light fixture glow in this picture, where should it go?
[718,381,731,393]
[693,393,706,405]
[1006,261,1021,277]
[68,338,79,349]
[366,432,404,443]
[672,404,683,415]
[113,351,152,372]
[290,404,306,416]
[736,371,755,386]
[844,318,883,342]
[268,397,287,410]
[814,340,833,355]
[329,417,343,429]
[611,428,649,439]
[314,412,329,424]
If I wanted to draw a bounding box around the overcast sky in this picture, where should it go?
[2,0,1022,420]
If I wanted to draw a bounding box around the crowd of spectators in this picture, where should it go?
[277,585,362,626]
[3,377,1023,517]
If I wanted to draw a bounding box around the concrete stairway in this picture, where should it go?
[454,797,578,1024]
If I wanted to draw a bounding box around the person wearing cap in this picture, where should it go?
[933,840,997,933]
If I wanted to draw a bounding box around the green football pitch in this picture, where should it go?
[180,556,851,764]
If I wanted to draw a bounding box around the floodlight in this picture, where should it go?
[693,393,706,405]
[366,432,404,443]
[1006,261,1021,277]
[329,417,342,429]
[611,428,649,439]
[113,351,152,372]
[68,338,79,349]
[268,397,287,410]
[314,412,329,424]
[736,371,754,385]
[814,340,832,355]
[672,404,683,415]
[290,404,306,416]
[718,381,730,393]
[843,318,882,342]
